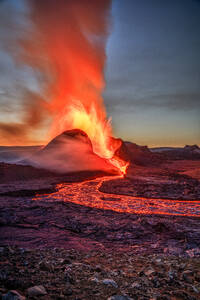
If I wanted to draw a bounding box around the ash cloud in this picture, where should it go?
[0,0,47,145]
[0,0,112,147]
[0,0,116,174]
[0,88,48,145]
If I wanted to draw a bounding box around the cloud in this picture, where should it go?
[134,93,200,111]
[0,122,27,145]
[105,92,200,112]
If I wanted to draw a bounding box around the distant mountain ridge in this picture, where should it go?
[151,144,200,160]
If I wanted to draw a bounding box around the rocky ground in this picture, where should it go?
[100,162,200,200]
[1,190,200,299]
[1,246,200,300]
[1,145,200,299]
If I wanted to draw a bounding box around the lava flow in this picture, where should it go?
[17,0,128,174]
[33,176,200,218]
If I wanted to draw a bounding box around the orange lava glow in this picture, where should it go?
[23,0,128,174]
[109,157,129,176]
[33,176,200,218]
[53,101,129,174]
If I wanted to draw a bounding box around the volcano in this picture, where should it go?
[26,129,122,175]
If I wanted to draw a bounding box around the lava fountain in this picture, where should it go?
[17,0,128,174]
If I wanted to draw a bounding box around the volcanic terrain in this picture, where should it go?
[0,131,200,299]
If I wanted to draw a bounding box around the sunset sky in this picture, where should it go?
[0,0,200,147]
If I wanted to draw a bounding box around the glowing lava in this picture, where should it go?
[33,176,200,218]
[53,102,129,174]
[15,0,129,174]
[110,158,129,176]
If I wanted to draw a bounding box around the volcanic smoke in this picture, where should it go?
[1,0,128,174]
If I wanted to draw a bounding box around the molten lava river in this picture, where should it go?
[33,176,200,217]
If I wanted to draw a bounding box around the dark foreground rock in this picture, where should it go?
[0,246,200,299]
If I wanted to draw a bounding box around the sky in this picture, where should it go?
[0,0,200,147]
[104,0,200,146]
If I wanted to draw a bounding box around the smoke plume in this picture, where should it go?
[0,0,112,149]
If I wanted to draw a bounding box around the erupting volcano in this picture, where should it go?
[1,2,200,299]
[13,0,128,174]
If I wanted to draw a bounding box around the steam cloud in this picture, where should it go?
[0,0,120,173]
[0,0,111,144]
[0,0,112,146]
